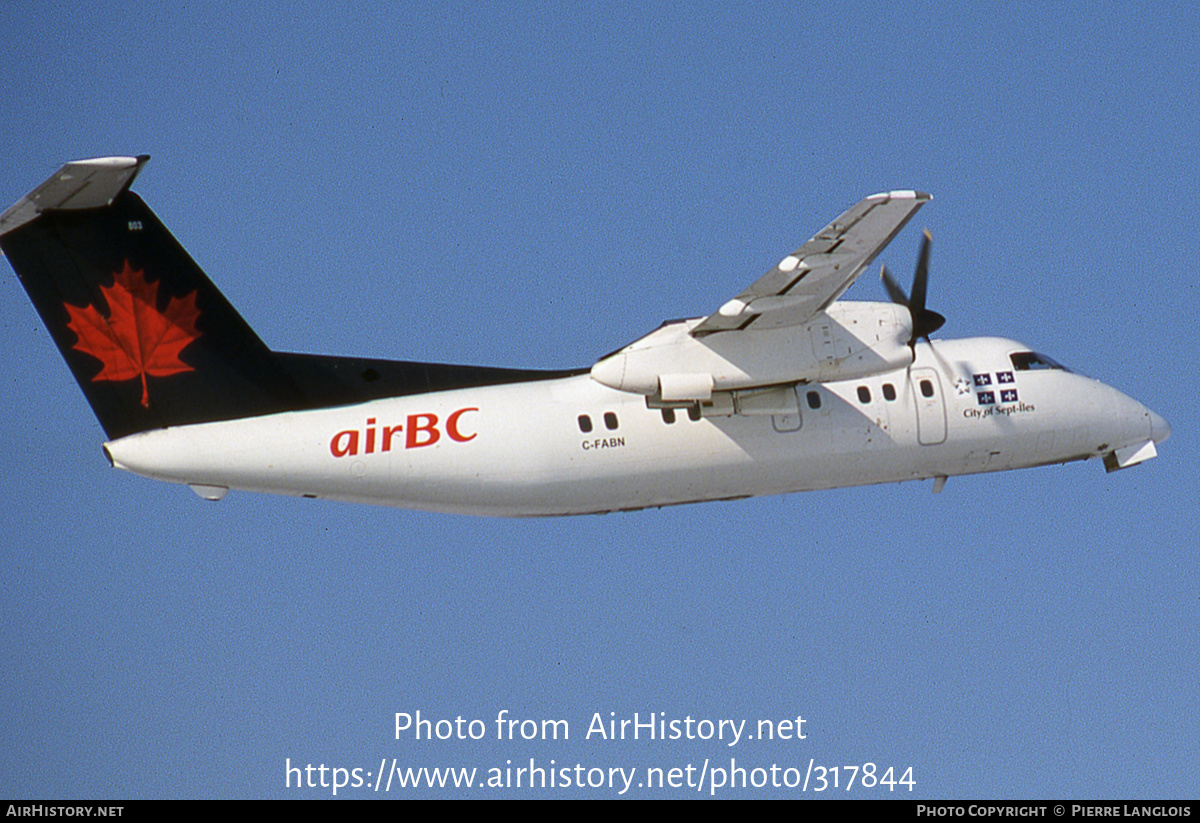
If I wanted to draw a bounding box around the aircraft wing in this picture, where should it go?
[690,190,930,337]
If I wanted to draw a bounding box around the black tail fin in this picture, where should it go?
[3,157,584,442]
[0,157,307,439]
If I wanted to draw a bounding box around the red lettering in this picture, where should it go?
[446,407,479,442]
[365,417,377,453]
[406,413,440,448]
[330,430,359,457]
[382,424,403,452]
[331,407,478,456]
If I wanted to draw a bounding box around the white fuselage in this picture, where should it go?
[103,337,1168,516]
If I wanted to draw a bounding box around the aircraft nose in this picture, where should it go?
[1148,408,1171,444]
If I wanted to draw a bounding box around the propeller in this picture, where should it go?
[881,228,945,346]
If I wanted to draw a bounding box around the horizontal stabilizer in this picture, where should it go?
[0,156,148,237]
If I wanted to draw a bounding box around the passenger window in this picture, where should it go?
[661,408,676,424]
[806,391,821,410]
[882,383,896,401]
[578,415,593,433]
[857,386,871,404]
[920,379,935,398]
[603,412,618,430]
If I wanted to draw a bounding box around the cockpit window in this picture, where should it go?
[1010,351,1069,372]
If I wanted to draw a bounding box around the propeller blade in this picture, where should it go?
[880,263,910,306]
[882,228,944,346]
[910,229,932,312]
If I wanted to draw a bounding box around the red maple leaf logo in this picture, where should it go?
[64,261,201,407]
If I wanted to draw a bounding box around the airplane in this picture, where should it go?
[0,156,1170,516]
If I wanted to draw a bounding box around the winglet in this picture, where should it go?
[0,155,150,237]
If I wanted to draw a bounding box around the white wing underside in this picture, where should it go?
[691,190,930,336]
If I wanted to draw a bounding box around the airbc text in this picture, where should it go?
[330,408,478,457]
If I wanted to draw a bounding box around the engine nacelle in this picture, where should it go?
[590,301,914,398]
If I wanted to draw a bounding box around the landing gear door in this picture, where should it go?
[911,367,947,445]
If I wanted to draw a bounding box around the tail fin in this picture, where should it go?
[1,156,306,439]
[3,157,585,442]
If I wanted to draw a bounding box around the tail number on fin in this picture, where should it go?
[330,408,479,457]
[63,260,200,407]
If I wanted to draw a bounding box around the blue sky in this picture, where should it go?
[1,1,1195,798]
